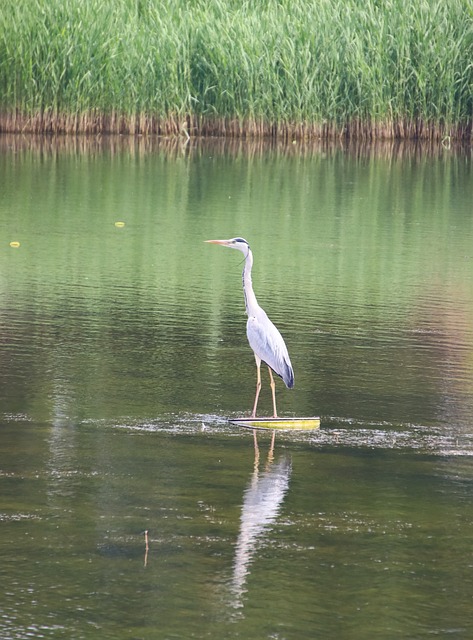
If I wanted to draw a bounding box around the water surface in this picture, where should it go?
[1,136,472,638]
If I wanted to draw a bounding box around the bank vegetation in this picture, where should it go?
[1,0,472,140]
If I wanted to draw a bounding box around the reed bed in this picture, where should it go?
[1,0,472,140]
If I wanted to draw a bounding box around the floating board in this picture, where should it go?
[230,417,320,431]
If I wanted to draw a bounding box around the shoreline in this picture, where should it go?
[1,131,471,161]
[1,111,471,141]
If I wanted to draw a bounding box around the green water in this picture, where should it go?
[1,136,473,639]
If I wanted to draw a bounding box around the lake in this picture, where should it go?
[1,135,473,639]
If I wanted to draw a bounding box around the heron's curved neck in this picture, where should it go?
[242,248,259,316]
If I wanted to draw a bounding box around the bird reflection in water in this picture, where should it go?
[228,430,292,609]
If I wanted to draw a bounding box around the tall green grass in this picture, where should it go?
[1,0,472,139]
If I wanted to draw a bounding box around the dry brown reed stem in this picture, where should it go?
[1,112,471,142]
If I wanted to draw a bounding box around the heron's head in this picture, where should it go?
[205,237,250,255]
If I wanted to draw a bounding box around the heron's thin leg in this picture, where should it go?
[251,355,262,418]
[268,367,278,418]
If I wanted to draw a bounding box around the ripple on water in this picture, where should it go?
[89,413,473,457]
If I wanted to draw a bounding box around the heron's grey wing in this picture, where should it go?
[246,311,294,388]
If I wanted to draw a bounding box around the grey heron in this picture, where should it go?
[205,237,294,418]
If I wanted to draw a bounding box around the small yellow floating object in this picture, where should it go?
[114,221,125,228]
[230,417,320,431]
[9,241,20,248]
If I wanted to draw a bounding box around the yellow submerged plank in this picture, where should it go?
[229,417,320,430]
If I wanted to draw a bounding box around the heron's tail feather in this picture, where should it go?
[283,363,294,389]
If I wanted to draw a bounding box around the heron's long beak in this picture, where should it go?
[204,239,229,245]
